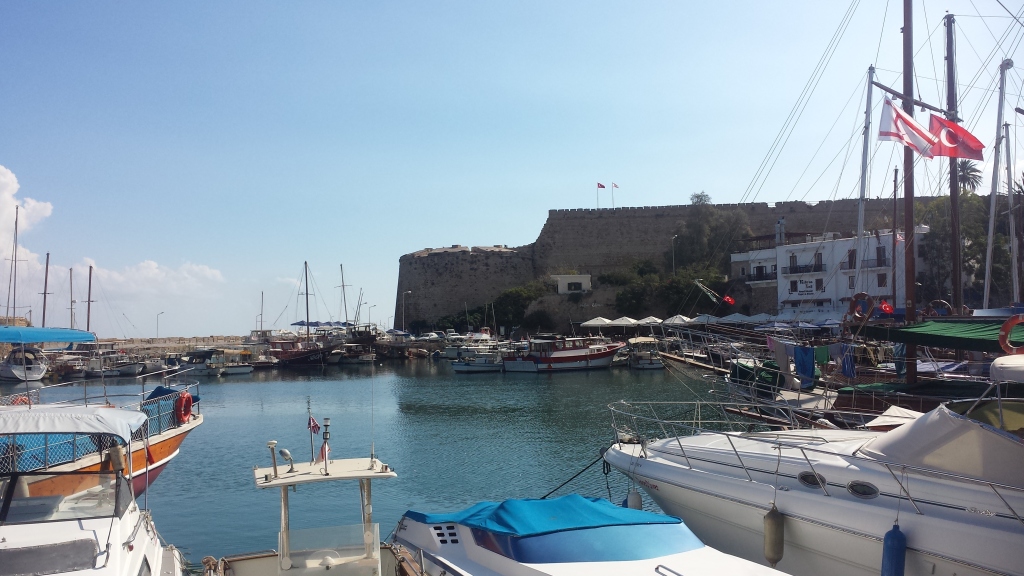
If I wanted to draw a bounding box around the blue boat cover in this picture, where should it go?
[0,326,95,344]
[404,494,681,538]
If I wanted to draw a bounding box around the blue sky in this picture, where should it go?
[1,1,1021,336]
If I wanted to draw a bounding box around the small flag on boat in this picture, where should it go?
[315,440,330,463]
[597,183,606,188]
[308,415,321,435]
[723,295,735,306]
[878,98,937,159]
[928,115,984,161]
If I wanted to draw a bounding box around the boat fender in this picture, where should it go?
[625,489,642,509]
[880,523,906,576]
[174,391,193,424]
[108,445,127,472]
[998,314,1024,354]
[763,504,784,568]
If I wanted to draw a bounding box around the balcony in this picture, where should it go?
[839,258,889,271]
[745,271,777,282]
[781,264,825,275]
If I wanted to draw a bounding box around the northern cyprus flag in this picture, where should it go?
[878,97,937,159]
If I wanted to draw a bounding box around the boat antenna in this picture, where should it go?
[369,360,376,466]
[307,396,315,463]
[40,252,50,327]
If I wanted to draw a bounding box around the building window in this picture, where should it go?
[847,249,856,269]
[567,282,583,292]
[877,273,887,288]
[815,278,824,292]
[771,264,777,272]
[791,302,799,308]
[790,280,798,293]
[876,245,886,261]
[789,254,798,268]
[814,252,823,266]
[741,267,745,276]
[848,276,856,290]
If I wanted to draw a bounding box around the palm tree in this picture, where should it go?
[957,159,983,192]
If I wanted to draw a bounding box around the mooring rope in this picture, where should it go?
[540,453,604,499]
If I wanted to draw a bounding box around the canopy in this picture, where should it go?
[607,316,638,327]
[0,405,147,443]
[863,405,923,429]
[403,494,680,538]
[860,405,1024,487]
[861,320,1024,353]
[719,313,750,324]
[754,321,791,331]
[636,316,663,325]
[990,355,1024,383]
[816,318,842,327]
[0,326,95,344]
[747,313,774,323]
[791,321,819,329]
[688,314,719,324]
[580,317,612,328]
[662,314,692,326]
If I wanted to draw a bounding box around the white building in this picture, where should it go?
[550,274,592,294]
[730,224,928,321]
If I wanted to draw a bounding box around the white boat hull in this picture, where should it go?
[118,362,146,376]
[451,362,503,373]
[0,363,47,381]
[222,364,255,375]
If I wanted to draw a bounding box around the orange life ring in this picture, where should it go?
[174,391,193,424]
[848,292,876,322]
[998,314,1024,354]
[11,396,29,405]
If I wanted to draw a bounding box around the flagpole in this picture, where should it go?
[596,184,599,209]
[307,396,315,463]
[612,182,615,209]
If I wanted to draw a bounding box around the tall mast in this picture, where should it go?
[892,168,899,304]
[304,261,311,342]
[11,206,17,324]
[260,290,264,331]
[340,264,350,325]
[41,253,50,327]
[983,58,1013,308]
[945,14,963,315]
[856,66,875,291]
[86,265,93,332]
[1005,122,1020,302]
[902,0,918,385]
[69,268,74,329]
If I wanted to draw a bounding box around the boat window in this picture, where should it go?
[797,471,825,489]
[0,471,125,525]
[846,481,878,499]
[137,558,152,576]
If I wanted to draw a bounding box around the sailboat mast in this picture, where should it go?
[983,59,1013,308]
[8,206,18,323]
[1004,122,1020,302]
[945,14,964,316]
[892,168,899,305]
[304,261,310,342]
[260,291,264,331]
[340,264,349,325]
[902,0,918,385]
[69,268,74,329]
[86,265,93,332]
[41,253,49,327]
[855,66,875,292]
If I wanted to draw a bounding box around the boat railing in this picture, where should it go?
[609,400,1024,525]
[0,380,200,474]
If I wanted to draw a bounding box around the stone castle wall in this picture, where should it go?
[394,198,931,327]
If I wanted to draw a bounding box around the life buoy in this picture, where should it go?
[847,292,876,322]
[929,299,953,316]
[11,396,29,405]
[174,391,193,424]
[998,314,1024,354]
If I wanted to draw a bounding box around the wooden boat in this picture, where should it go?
[502,336,625,372]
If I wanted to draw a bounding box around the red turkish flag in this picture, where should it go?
[928,115,984,160]
[722,295,735,306]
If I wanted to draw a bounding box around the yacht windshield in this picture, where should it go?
[0,471,132,525]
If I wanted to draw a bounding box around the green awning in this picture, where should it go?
[860,320,1024,353]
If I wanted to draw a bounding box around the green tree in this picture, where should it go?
[690,191,711,205]
[957,160,983,192]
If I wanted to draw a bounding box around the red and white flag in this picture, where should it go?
[596,183,606,188]
[307,415,320,435]
[612,183,619,188]
[315,440,330,463]
[928,115,984,160]
[878,98,937,159]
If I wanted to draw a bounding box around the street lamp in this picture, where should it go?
[368,304,376,327]
[402,290,412,331]
[671,235,679,276]
[156,311,165,338]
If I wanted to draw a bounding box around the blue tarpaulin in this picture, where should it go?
[403,494,680,538]
[0,326,95,344]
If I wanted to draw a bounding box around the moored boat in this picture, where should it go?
[502,336,625,372]
[628,336,665,370]
[451,352,503,373]
[0,345,49,381]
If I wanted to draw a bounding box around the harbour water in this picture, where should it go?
[4,361,702,560]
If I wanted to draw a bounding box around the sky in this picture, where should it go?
[1,1,1023,337]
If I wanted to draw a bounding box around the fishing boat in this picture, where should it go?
[0,345,49,381]
[628,337,664,370]
[0,405,185,576]
[502,336,625,372]
[181,349,225,376]
[604,398,1024,576]
[451,352,503,373]
[332,343,376,364]
[390,494,785,575]
[202,435,406,576]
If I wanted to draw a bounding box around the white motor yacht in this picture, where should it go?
[0,346,49,381]
[604,399,1024,576]
[390,493,785,575]
[0,405,184,576]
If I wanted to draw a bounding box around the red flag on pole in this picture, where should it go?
[596,183,606,188]
[315,440,330,463]
[878,98,937,158]
[307,415,320,435]
[927,115,984,160]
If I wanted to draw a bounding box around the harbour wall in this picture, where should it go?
[394,197,933,328]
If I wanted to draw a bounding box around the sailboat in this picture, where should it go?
[268,262,340,366]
